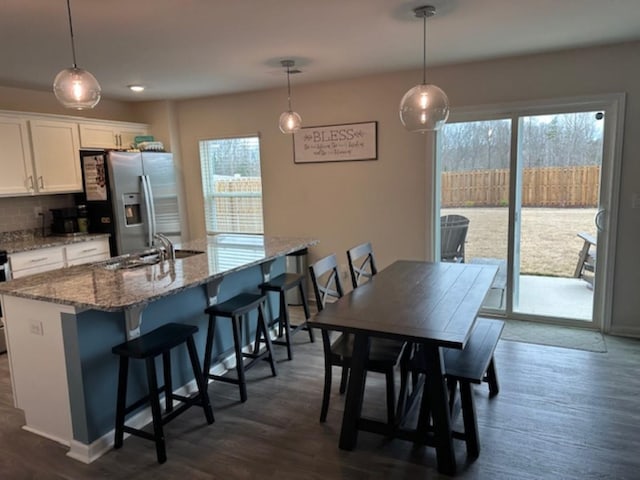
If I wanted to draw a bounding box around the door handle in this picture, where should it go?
[595,209,606,232]
[27,175,34,190]
[141,176,153,247]
[38,176,44,189]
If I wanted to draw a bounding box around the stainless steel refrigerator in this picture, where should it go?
[79,150,182,256]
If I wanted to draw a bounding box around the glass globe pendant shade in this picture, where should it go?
[279,110,302,134]
[399,83,449,132]
[53,66,101,110]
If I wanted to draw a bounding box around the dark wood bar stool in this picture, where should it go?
[203,292,277,403]
[259,273,314,360]
[112,322,214,464]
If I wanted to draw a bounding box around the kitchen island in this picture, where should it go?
[0,234,317,463]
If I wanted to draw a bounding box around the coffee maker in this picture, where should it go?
[50,208,80,235]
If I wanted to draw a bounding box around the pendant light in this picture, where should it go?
[399,5,449,132]
[53,0,101,110]
[278,60,302,134]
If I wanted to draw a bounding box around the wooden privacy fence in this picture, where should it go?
[210,176,263,233]
[442,165,600,207]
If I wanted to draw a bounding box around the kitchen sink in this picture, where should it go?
[100,249,204,270]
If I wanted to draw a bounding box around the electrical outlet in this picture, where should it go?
[29,321,44,336]
[33,206,43,217]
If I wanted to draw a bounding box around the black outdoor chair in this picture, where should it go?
[441,215,470,263]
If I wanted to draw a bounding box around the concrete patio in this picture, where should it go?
[482,274,593,321]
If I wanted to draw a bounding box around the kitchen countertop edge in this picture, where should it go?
[0,236,318,312]
[0,233,111,254]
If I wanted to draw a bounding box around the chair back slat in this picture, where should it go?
[309,254,344,311]
[346,242,378,288]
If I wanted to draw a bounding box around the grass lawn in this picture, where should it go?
[442,207,597,277]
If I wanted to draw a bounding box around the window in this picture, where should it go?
[199,136,264,234]
[206,234,266,271]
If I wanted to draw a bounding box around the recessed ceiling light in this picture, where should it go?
[128,85,145,92]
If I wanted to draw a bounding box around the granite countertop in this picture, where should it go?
[0,234,317,312]
[0,233,111,254]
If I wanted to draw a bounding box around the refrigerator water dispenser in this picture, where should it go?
[123,194,142,225]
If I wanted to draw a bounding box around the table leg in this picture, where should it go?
[421,345,457,475]
[339,333,370,450]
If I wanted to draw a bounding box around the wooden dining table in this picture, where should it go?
[308,260,498,475]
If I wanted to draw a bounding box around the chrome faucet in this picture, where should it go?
[154,233,175,261]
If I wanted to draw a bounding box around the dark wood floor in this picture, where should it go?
[1,319,640,479]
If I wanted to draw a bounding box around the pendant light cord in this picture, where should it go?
[286,65,293,111]
[65,0,78,68]
[422,13,427,84]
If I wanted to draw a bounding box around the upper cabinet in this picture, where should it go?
[29,119,82,194]
[0,114,34,195]
[79,122,149,149]
[0,110,151,198]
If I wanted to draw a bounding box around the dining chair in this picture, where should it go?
[347,242,412,418]
[346,241,378,289]
[309,253,406,424]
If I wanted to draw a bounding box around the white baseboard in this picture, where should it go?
[22,425,70,447]
[608,326,640,339]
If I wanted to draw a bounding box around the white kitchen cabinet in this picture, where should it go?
[8,238,111,278]
[0,109,151,197]
[0,114,35,196]
[9,246,65,279]
[65,238,110,266]
[79,122,149,149]
[29,119,82,193]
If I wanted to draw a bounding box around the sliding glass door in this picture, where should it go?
[436,95,623,329]
[439,118,511,311]
[514,112,603,320]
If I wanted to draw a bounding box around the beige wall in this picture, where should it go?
[134,41,640,335]
[168,72,430,281]
[0,85,139,121]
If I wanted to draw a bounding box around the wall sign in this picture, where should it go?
[293,121,377,163]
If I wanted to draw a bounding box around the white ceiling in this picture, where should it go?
[2,0,640,102]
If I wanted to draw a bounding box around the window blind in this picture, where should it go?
[199,136,264,234]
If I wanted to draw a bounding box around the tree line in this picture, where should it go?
[440,112,604,172]
[200,137,261,177]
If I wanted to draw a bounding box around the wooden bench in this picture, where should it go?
[408,317,504,458]
[574,232,596,287]
[444,318,504,458]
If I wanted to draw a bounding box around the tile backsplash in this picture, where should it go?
[0,194,76,234]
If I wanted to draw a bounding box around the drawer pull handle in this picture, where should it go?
[81,248,98,253]
[30,257,49,263]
